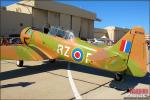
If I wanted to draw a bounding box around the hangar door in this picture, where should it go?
[33,8,48,30]
[60,14,71,30]
[48,11,60,27]
[80,18,88,39]
[88,20,94,39]
[72,16,81,37]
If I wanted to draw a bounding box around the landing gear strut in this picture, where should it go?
[16,60,24,67]
[114,73,123,81]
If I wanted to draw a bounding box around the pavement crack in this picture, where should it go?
[29,67,113,100]
[70,81,111,100]
[29,67,103,86]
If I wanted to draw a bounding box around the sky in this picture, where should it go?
[1,0,149,34]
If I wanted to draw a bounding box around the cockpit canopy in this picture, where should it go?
[48,26,75,40]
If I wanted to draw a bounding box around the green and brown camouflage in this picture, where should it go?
[0,26,147,77]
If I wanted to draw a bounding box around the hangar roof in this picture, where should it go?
[104,26,130,31]
[94,28,107,33]
[14,0,98,20]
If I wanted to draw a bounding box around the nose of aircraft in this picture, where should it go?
[23,34,30,39]
[23,34,31,39]
[20,27,32,45]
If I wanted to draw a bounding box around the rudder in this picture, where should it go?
[110,26,147,77]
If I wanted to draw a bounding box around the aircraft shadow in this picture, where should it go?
[0,82,35,88]
[0,61,67,81]
[70,63,150,91]
[109,73,150,91]
[1,60,150,91]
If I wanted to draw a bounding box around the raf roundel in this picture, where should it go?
[72,48,83,62]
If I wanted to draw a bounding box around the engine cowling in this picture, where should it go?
[20,27,32,45]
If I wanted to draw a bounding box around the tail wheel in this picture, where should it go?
[16,60,24,67]
[114,73,123,81]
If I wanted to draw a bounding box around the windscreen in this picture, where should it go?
[48,26,75,40]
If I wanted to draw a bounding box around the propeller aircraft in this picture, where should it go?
[0,26,148,81]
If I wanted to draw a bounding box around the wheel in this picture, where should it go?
[49,59,56,63]
[114,73,123,81]
[16,60,24,67]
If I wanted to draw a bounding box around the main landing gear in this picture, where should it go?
[16,60,24,67]
[114,73,123,81]
[49,59,56,63]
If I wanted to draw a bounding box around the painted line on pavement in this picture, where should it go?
[67,62,82,99]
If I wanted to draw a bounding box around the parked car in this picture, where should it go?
[9,38,22,44]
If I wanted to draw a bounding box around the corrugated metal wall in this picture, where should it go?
[0,10,32,36]
[48,11,60,26]
[80,18,88,39]
[60,13,71,30]
[1,7,94,39]
[72,16,81,37]
[32,8,48,30]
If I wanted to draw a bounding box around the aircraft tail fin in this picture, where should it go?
[110,26,147,77]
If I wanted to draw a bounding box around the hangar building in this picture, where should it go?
[104,26,129,42]
[94,26,129,42]
[94,28,108,39]
[0,0,100,39]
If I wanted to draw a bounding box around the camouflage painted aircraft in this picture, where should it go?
[0,26,147,81]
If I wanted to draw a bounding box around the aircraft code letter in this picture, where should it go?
[86,53,92,63]
[57,44,63,55]
[57,44,70,57]
[64,46,70,57]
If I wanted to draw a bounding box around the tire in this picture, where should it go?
[49,59,56,63]
[114,73,123,81]
[16,60,24,67]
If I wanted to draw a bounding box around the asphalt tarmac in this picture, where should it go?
[0,60,150,99]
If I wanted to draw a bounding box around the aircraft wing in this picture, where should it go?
[0,45,49,61]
